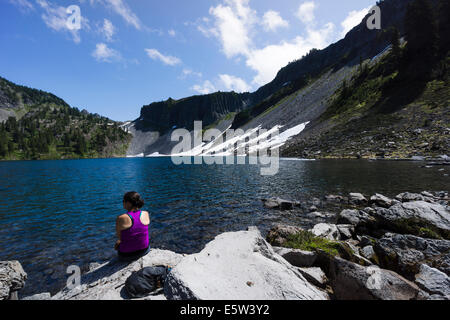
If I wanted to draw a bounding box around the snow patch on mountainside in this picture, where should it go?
[142,122,310,157]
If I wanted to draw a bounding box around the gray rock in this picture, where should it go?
[369,193,393,208]
[307,211,335,219]
[310,223,340,240]
[51,249,184,300]
[262,198,300,210]
[272,247,317,267]
[0,261,27,300]
[266,224,304,247]
[375,234,450,278]
[415,264,450,299]
[325,195,346,203]
[421,191,434,198]
[297,267,328,288]
[373,201,450,237]
[360,246,376,261]
[164,228,329,300]
[22,292,51,300]
[395,192,425,202]
[329,257,421,300]
[349,193,368,206]
[337,209,376,227]
[311,197,321,207]
[359,236,376,247]
[337,225,354,240]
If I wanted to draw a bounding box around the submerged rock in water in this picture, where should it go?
[262,198,300,210]
[164,227,329,300]
[0,261,27,300]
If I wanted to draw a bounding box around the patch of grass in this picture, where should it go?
[418,227,442,239]
[392,218,445,240]
[283,230,342,256]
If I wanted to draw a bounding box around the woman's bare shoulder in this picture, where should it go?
[141,211,150,225]
[116,213,130,221]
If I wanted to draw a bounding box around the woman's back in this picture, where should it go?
[119,210,150,253]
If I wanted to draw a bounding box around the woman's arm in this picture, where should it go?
[141,211,151,225]
[115,214,130,250]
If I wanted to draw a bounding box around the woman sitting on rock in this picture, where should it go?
[115,191,150,262]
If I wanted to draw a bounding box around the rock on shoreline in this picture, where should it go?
[0,261,27,300]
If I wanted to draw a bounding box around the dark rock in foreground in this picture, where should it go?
[415,264,450,299]
[374,234,450,279]
[373,201,450,239]
[328,257,422,300]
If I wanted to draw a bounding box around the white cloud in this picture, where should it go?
[207,0,256,58]
[92,43,121,62]
[262,10,288,32]
[99,18,115,42]
[179,68,202,79]
[296,1,316,24]
[192,80,216,94]
[219,74,251,92]
[196,0,369,88]
[36,0,88,43]
[89,0,142,30]
[246,23,335,85]
[341,7,370,38]
[145,49,181,66]
[9,0,34,12]
[168,29,176,37]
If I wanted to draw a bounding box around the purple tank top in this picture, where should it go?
[119,210,149,253]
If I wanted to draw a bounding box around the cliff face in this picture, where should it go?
[137,92,251,134]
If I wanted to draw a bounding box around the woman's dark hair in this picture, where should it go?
[123,191,145,209]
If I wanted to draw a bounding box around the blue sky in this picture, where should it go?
[1,0,375,121]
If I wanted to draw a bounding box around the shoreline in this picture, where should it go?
[2,189,449,300]
[1,154,449,162]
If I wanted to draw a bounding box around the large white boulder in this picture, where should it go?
[164,227,329,300]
